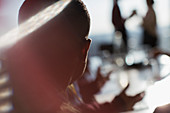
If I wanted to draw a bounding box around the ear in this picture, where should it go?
[82,39,91,60]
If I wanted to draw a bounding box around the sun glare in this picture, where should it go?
[0,0,71,52]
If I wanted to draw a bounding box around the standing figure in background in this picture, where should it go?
[142,0,157,48]
[112,0,136,51]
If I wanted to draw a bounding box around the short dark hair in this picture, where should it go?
[19,0,90,39]
[151,0,154,5]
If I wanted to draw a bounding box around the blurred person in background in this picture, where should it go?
[142,0,158,48]
[112,0,136,51]
[5,0,144,113]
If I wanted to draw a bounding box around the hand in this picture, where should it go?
[112,84,145,112]
[95,67,113,89]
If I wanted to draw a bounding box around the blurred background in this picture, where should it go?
[0,0,170,54]
[0,0,170,113]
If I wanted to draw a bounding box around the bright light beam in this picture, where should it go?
[0,0,71,53]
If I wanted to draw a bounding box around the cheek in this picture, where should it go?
[47,58,74,79]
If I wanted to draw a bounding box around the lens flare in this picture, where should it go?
[0,0,71,53]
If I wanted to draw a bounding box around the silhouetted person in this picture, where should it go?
[6,0,144,113]
[142,0,157,48]
[112,0,136,50]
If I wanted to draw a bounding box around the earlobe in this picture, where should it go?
[86,39,91,51]
[82,38,91,60]
[84,39,91,53]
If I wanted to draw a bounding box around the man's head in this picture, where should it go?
[114,0,119,3]
[18,0,91,88]
[146,0,154,6]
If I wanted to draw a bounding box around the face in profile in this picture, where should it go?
[23,17,91,86]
